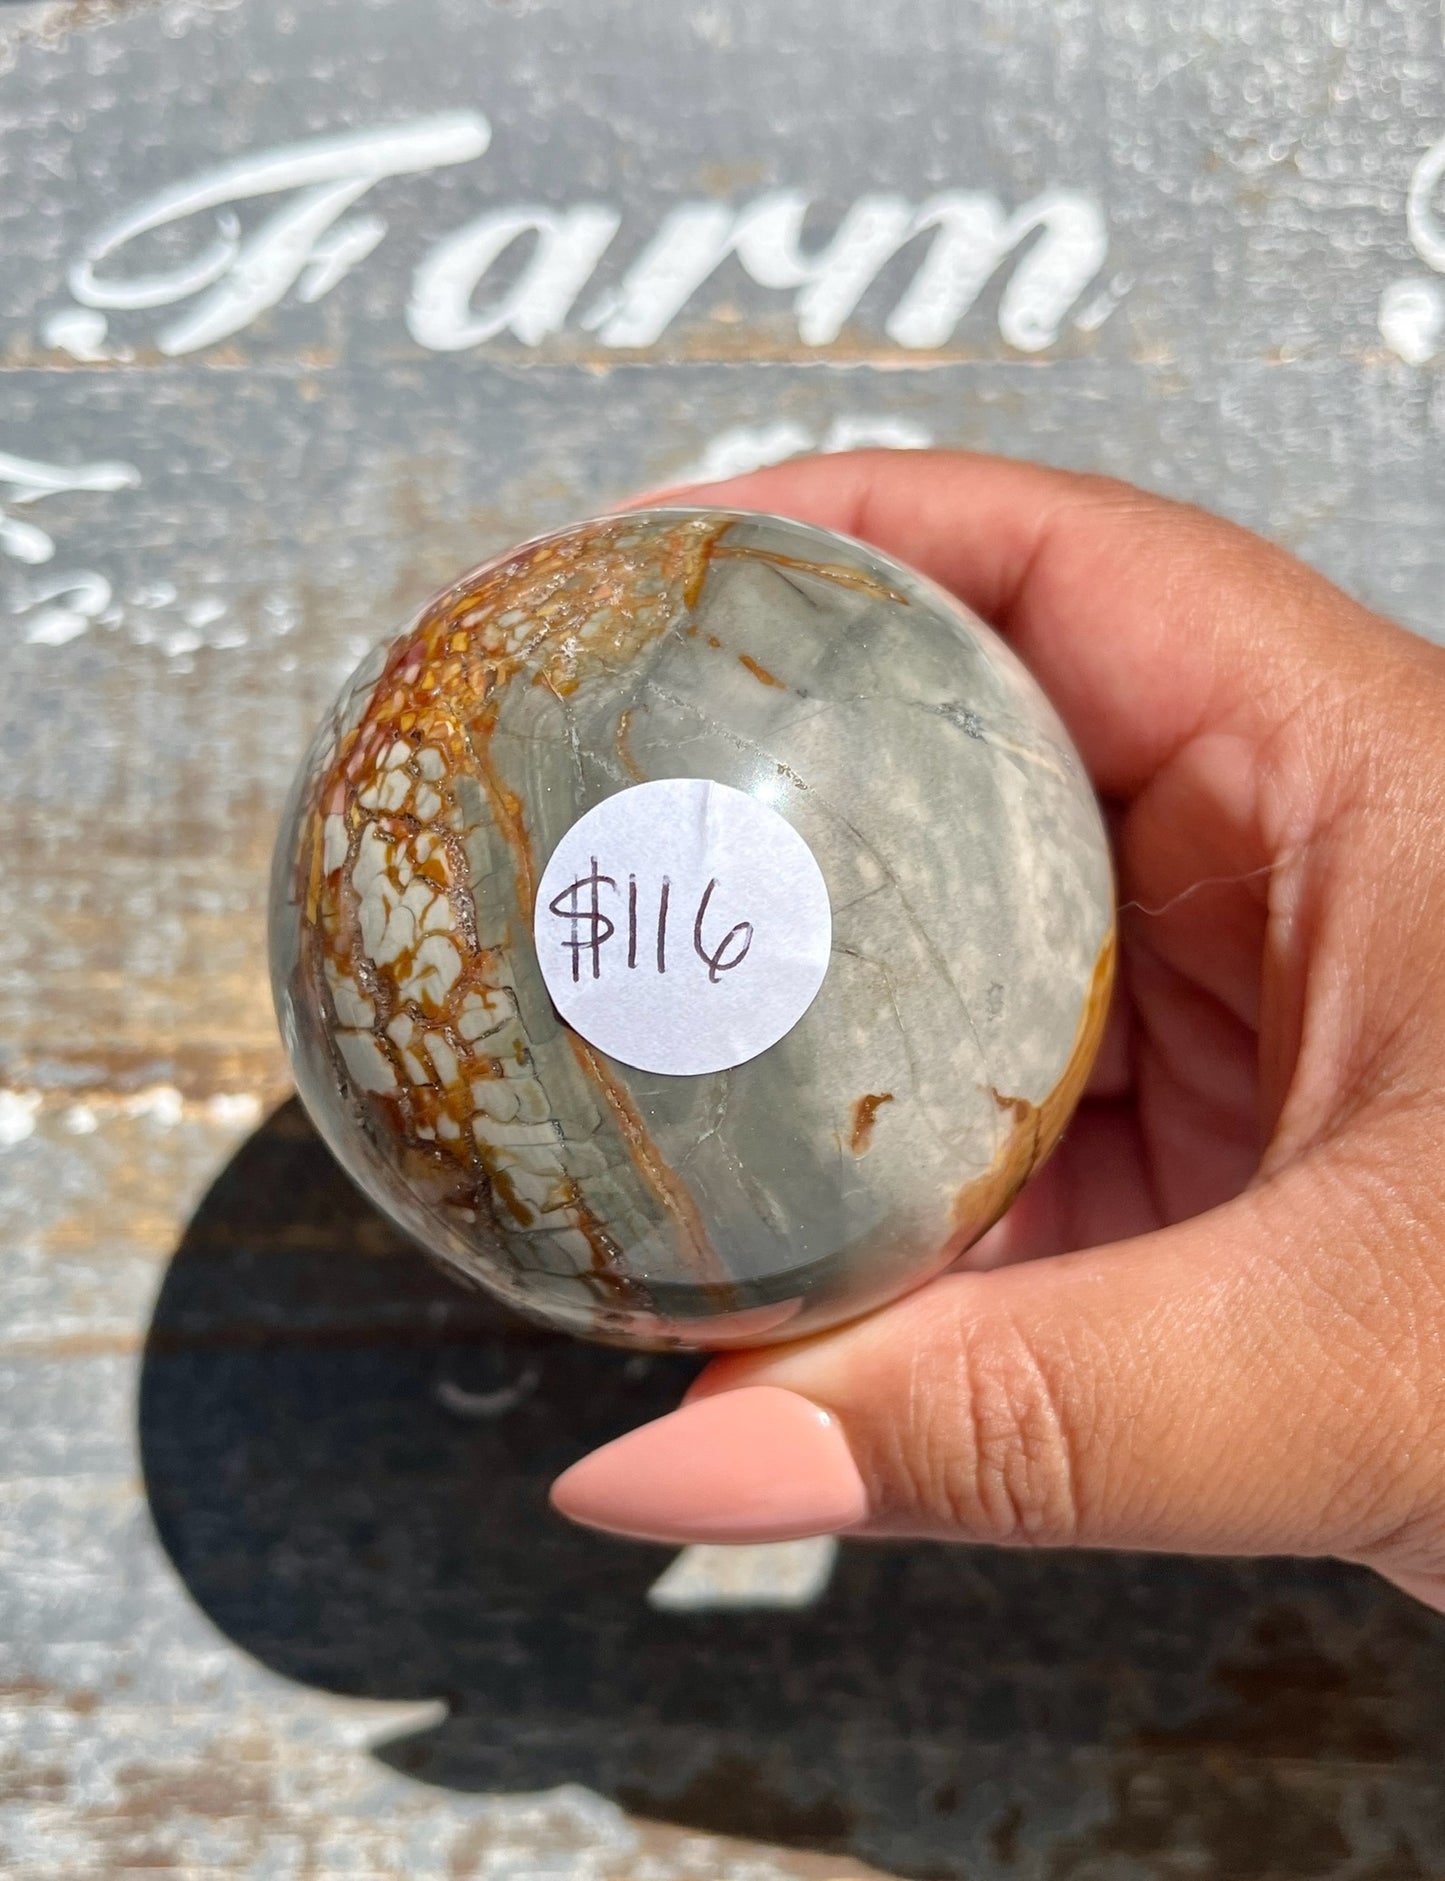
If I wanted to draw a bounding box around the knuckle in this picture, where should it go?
[918,1314,1090,1547]
[1070,469,1152,512]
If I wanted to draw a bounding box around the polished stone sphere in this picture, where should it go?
[270,509,1114,1348]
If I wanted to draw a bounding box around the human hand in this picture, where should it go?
[550,450,1445,1613]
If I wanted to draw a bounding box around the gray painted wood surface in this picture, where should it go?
[3,0,1445,1874]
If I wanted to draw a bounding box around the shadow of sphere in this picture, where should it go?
[138,1100,701,1690]
[138,1100,1445,1880]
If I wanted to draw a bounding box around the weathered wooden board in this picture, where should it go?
[3,0,1445,1874]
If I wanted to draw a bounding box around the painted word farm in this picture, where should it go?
[41,112,1115,362]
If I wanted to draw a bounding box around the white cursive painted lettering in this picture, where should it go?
[44,116,1115,360]
[1407,131,1445,273]
[580,187,1107,351]
[62,114,490,357]
[0,449,140,566]
[408,203,620,349]
[672,414,932,484]
[1380,131,1445,365]
[887,189,1109,352]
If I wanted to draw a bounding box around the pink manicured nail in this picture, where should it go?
[549,1385,868,1544]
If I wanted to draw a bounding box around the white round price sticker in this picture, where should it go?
[533,778,832,1077]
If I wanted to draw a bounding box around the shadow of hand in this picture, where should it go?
[138,1102,1442,1879]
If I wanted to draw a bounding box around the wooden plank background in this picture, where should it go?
[3,0,1445,1874]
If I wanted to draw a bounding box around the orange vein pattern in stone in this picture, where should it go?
[297,514,730,1295]
[952,923,1118,1248]
[712,542,910,604]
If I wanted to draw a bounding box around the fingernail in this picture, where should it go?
[549,1384,868,1544]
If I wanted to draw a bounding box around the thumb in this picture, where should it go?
[550,1169,1424,1560]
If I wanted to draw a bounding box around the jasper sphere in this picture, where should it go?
[270,509,1114,1348]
